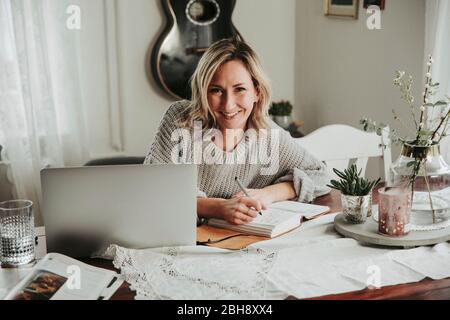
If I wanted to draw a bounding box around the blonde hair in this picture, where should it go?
[179,37,272,130]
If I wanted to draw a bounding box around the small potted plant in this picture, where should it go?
[327,164,381,224]
[269,100,293,129]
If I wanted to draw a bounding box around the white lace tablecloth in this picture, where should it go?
[106,213,450,300]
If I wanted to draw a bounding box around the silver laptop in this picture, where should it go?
[40,164,197,258]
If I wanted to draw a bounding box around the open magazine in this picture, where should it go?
[4,253,123,300]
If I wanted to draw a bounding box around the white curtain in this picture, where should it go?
[0,0,89,225]
[424,0,450,162]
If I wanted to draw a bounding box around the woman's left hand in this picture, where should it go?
[232,187,274,210]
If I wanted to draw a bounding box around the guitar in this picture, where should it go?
[151,0,241,100]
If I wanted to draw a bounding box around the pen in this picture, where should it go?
[234,177,263,216]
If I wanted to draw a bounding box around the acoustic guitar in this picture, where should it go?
[151,0,241,100]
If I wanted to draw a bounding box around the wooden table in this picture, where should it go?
[86,188,450,300]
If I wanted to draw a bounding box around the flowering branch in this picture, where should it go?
[415,55,434,142]
[362,54,449,146]
[393,71,419,130]
[431,107,450,141]
[361,55,449,225]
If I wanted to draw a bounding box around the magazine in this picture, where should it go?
[4,253,122,300]
[207,201,330,238]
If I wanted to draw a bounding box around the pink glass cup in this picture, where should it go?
[378,187,412,237]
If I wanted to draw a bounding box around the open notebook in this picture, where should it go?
[207,201,330,238]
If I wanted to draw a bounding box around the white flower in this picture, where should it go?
[420,106,425,112]
[394,71,405,82]
[426,72,431,78]
[427,139,433,145]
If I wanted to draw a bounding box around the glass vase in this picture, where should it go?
[389,142,450,230]
[341,194,372,224]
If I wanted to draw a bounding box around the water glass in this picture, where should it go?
[378,187,411,237]
[0,200,36,267]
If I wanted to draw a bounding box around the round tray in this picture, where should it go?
[334,213,450,248]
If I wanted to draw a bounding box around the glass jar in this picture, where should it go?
[389,142,450,230]
[341,194,372,224]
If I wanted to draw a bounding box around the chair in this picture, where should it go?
[83,156,145,166]
[295,124,391,181]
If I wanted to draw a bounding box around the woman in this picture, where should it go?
[145,38,330,225]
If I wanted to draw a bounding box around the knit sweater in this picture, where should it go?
[144,100,331,203]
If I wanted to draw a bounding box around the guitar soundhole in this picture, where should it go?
[186,0,220,26]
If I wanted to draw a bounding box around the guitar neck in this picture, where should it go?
[185,47,209,55]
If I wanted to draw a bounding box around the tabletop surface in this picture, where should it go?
[84,186,450,300]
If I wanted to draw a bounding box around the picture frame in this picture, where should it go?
[363,0,385,10]
[324,0,359,19]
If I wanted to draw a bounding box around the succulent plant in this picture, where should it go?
[268,100,293,116]
[327,164,381,196]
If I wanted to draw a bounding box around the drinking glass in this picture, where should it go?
[378,187,411,237]
[0,200,36,266]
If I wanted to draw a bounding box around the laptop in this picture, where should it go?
[40,164,197,258]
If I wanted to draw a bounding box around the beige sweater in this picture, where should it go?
[144,100,330,203]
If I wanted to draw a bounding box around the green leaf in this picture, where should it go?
[333,168,347,180]
[418,130,434,136]
[434,100,448,107]
[329,181,341,189]
[406,161,416,167]
[327,184,339,191]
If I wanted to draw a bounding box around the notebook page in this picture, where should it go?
[253,208,301,227]
[269,201,329,219]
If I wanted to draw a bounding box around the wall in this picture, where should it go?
[295,1,425,144]
[295,0,425,178]
[78,0,426,179]
[78,0,296,160]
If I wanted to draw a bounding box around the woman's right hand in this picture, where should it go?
[218,197,263,225]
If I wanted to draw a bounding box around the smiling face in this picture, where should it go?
[207,59,259,132]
